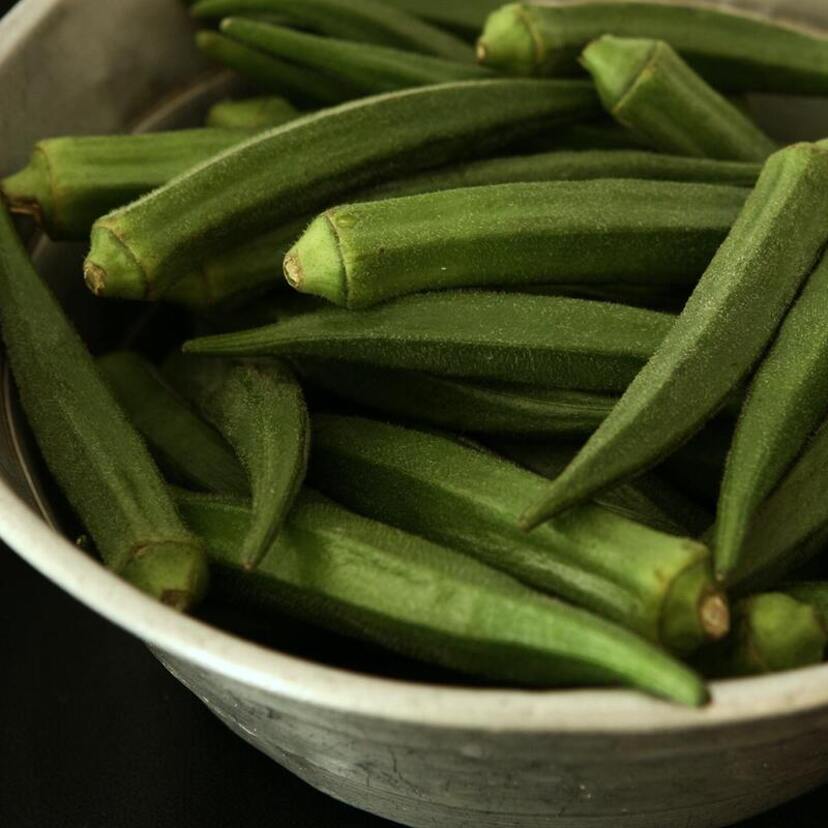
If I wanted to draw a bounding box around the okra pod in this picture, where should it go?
[367,150,761,199]
[286,180,747,308]
[731,415,828,592]
[221,18,489,95]
[521,144,828,529]
[715,252,828,579]
[477,2,828,94]
[175,487,708,703]
[84,79,600,301]
[205,95,298,129]
[0,204,207,608]
[196,31,358,106]
[698,594,826,677]
[376,0,503,38]
[191,0,473,60]
[497,440,711,537]
[184,291,674,393]
[97,351,248,496]
[165,355,309,570]
[582,36,776,162]
[310,415,727,654]
[293,358,618,437]
[2,129,250,241]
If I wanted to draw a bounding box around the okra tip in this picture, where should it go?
[476,4,538,75]
[84,224,149,300]
[283,213,348,306]
[120,538,209,612]
[580,36,658,112]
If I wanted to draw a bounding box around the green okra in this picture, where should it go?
[533,282,690,313]
[160,220,304,309]
[293,358,618,437]
[581,36,776,162]
[525,120,649,151]
[366,150,761,200]
[192,0,473,60]
[0,204,207,609]
[520,144,828,530]
[165,354,309,570]
[205,95,299,129]
[477,2,828,94]
[174,487,708,703]
[196,31,359,106]
[184,291,675,393]
[497,440,711,538]
[83,79,600,301]
[698,593,826,677]
[715,251,828,579]
[285,180,747,309]
[220,18,489,96]
[97,351,248,496]
[310,415,728,654]
[1,129,250,241]
[731,415,828,592]
[783,582,828,625]
[376,0,503,38]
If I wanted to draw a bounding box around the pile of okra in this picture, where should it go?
[10,1,828,706]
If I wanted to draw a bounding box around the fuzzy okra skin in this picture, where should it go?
[196,31,359,106]
[730,415,828,592]
[0,205,207,608]
[165,354,308,570]
[285,179,747,308]
[1,129,250,241]
[581,37,776,162]
[83,79,600,301]
[698,594,826,677]
[310,415,727,654]
[497,440,711,538]
[205,96,298,130]
[221,18,489,96]
[97,351,248,496]
[714,251,828,579]
[174,488,708,703]
[184,291,675,393]
[477,2,828,94]
[520,144,828,530]
[191,0,473,61]
[293,358,618,437]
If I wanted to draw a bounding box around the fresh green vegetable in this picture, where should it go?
[581,36,776,161]
[477,2,828,94]
[520,144,828,530]
[205,95,299,129]
[366,150,761,199]
[1,129,250,241]
[165,355,309,570]
[175,487,708,703]
[220,18,488,95]
[196,31,358,106]
[293,358,618,437]
[83,79,600,301]
[376,0,503,38]
[285,180,747,308]
[0,204,207,608]
[310,415,728,654]
[184,291,675,393]
[497,440,711,537]
[97,351,248,496]
[715,251,828,579]
[731,414,828,592]
[698,593,826,677]
[783,582,828,625]
[191,0,473,60]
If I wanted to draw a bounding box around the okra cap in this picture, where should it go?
[84,223,149,300]
[580,36,659,113]
[284,212,348,306]
[477,3,539,75]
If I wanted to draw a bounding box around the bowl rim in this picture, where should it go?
[4,0,828,736]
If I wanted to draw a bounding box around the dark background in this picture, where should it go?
[0,1,826,825]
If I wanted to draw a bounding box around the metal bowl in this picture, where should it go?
[3,2,828,826]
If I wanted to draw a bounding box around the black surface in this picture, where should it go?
[1,0,827,825]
